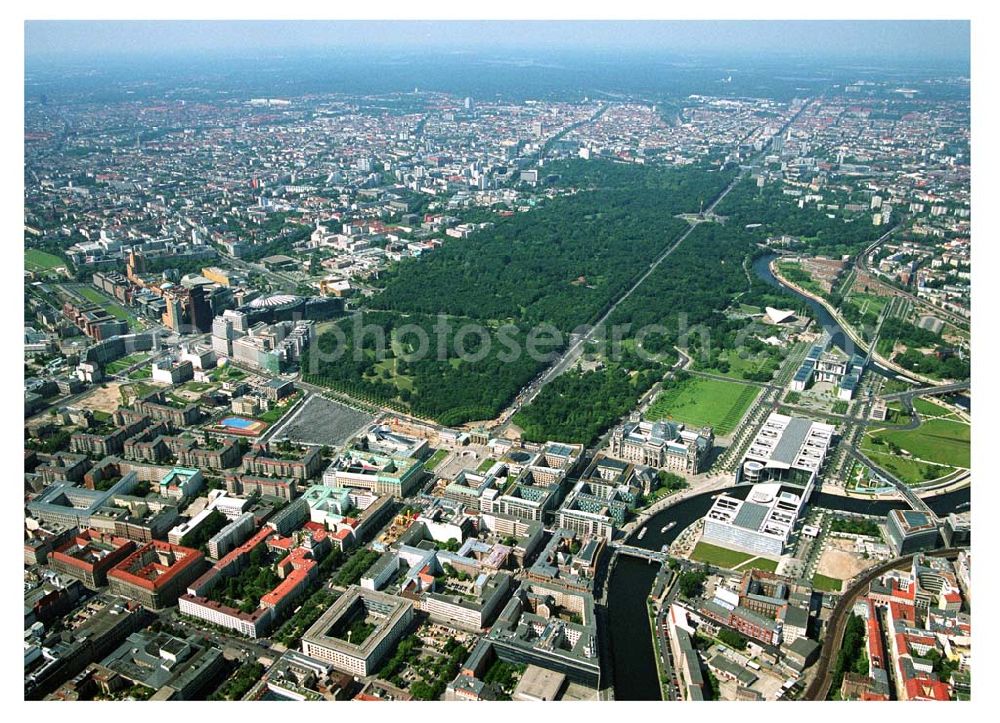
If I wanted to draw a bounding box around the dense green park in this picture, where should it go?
[303,311,546,426]
[307,164,895,441]
[513,353,664,445]
[373,160,733,331]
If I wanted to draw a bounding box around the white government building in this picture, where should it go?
[702,483,807,558]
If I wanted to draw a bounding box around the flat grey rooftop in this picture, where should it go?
[770,416,812,465]
[733,501,769,531]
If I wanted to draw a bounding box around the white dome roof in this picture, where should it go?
[247,293,300,309]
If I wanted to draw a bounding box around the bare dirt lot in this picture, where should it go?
[816,538,871,581]
[75,383,127,414]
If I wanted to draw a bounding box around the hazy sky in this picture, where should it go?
[25,20,970,64]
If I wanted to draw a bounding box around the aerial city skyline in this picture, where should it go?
[22,19,972,705]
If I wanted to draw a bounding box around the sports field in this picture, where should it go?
[25,249,65,271]
[689,541,754,569]
[646,375,759,435]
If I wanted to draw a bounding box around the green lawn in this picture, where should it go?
[912,397,958,420]
[121,380,158,402]
[25,249,65,270]
[777,261,825,297]
[697,348,780,382]
[734,557,779,573]
[77,286,111,304]
[213,365,247,382]
[77,286,139,328]
[646,376,759,435]
[690,541,754,569]
[180,381,215,393]
[812,573,843,593]
[477,457,497,473]
[368,353,415,392]
[105,353,150,374]
[847,291,890,320]
[424,448,449,472]
[861,444,956,486]
[869,417,969,469]
[256,395,301,424]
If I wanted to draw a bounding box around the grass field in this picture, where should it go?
[256,393,302,424]
[77,286,112,304]
[690,541,754,569]
[734,557,779,573]
[105,353,150,375]
[646,376,759,435]
[212,365,247,382]
[868,417,969,469]
[696,348,780,382]
[424,448,449,472]
[912,397,963,420]
[120,380,159,403]
[812,573,843,593]
[847,291,890,320]
[861,443,956,485]
[369,356,415,392]
[25,249,65,271]
[76,286,139,327]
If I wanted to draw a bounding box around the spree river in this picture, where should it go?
[751,253,898,378]
[605,485,969,699]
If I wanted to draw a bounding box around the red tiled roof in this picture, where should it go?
[260,559,316,608]
[268,536,294,551]
[905,677,951,701]
[108,540,202,592]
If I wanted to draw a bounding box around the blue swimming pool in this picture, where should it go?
[220,416,255,429]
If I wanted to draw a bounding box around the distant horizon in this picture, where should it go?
[25,20,970,67]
